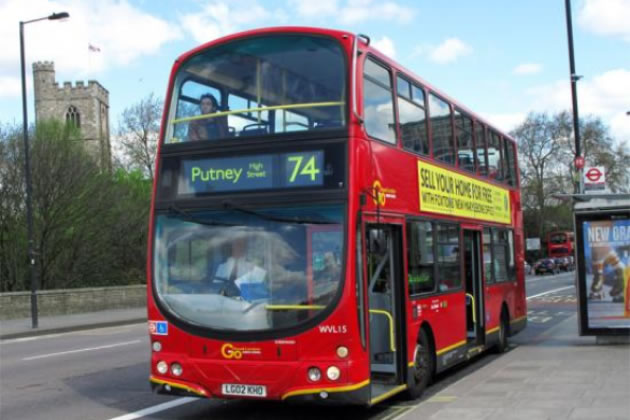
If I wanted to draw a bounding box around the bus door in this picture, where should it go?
[364,222,406,399]
[463,229,485,347]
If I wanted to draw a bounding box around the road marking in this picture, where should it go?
[2,323,146,344]
[22,340,142,361]
[105,397,197,420]
[526,286,574,300]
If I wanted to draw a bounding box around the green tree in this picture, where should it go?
[0,119,151,292]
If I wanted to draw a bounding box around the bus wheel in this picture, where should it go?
[405,329,433,400]
[494,312,509,353]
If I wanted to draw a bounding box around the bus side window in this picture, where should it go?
[455,110,475,172]
[398,76,429,155]
[475,122,488,176]
[407,221,435,295]
[437,224,460,291]
[483,228,494,284]
[504,140,517,186]
[363,58,396,144]
[429,94,454,165]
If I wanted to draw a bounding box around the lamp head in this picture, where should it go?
[48,12,69,20]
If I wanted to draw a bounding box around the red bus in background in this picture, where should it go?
[147,27,527,406]
[547,231,575,258]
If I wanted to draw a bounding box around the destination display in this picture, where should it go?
[417,160,511,224]
[179,150,324,194]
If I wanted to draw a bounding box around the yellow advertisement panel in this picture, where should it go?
[418,161,511,224]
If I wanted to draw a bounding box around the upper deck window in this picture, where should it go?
[397,76,429,155]
[363,58,396,144]
[455,110,474,172]
[165,35,347,144]
[429,94,454,165]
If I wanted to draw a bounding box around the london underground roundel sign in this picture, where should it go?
[585,167,602,182]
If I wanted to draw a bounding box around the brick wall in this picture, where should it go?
[0,285,146,320]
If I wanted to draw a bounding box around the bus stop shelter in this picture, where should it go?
[573,194,630,338]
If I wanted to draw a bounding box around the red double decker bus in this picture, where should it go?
[147,27,526,406]
[547,231,575,258]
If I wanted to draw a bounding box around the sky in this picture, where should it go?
[1,0,629,145]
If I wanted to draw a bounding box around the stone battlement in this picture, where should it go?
[56,80,109,98]
[32,61,54,71]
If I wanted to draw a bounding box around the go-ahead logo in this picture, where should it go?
[220,343,262,359]
[372,180,397,206]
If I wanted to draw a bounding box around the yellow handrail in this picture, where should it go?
[171,101,346,124]
[369,309,396,351]
[466,293,476,324]
[265,305,325,311]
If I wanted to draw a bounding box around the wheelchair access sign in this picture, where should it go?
[148,320,168,336]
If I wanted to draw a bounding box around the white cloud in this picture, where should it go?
[288,0,414,25]
[373,36,396,59]
[578,0,630,42]
[339,0,414,25]
[513,63,542,75]
[289,0,339,17]
[428,38,472,64]
[180,1,287,44]
[0,0,181,97]
[526,69,630,140]
[480,112,527,134]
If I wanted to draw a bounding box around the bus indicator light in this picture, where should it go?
[307,367,322,382]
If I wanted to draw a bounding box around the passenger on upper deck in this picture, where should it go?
[188,93,228,141]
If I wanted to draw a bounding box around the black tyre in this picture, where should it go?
[405,329,433,400]
[494,311,509,353]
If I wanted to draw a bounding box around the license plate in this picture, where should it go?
[221,383,267,397]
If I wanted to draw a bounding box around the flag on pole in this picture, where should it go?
[88,44,101,52]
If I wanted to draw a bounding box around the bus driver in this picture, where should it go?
[213,237,267,300]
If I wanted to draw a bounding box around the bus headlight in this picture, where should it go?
[170,363,183,377]
[326,366,340,381]
[307,367,321,382]
[336,346,349,358]
[152,341,162,352]
[156,361,168,374]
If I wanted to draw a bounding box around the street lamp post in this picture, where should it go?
[564,0,583,195]
[20,11,69,329]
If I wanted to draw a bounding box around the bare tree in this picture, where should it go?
[117,93,163,181]
[512,111,630,244]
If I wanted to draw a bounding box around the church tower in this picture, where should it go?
[32,61,112,171]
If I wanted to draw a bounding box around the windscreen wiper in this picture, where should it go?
[222,201,337,225]
[167,205,236,227]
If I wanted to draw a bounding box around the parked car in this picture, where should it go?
[554,257,573,272]
[534,258,559,275]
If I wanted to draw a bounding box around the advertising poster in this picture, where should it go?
[582,218,630,329]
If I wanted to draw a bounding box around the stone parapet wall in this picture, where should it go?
[0,285,146,320]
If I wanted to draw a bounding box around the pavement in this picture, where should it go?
[0,307,147,340]
[403,314,630,420]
